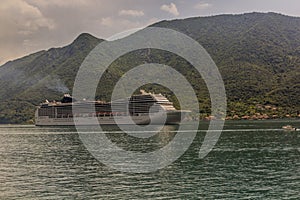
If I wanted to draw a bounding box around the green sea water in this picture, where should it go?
[0,120,299,199]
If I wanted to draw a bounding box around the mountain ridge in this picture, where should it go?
[1,12,300,123]
[0,32,103,123]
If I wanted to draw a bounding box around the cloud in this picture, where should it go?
[194,2,212,10]
[26,0,89,8]
[0,0,55,64]
[100,17,114,26]
[99,16,146,35]
[119,9,144,17]
[0,0,55,36]
[160,3,179,16]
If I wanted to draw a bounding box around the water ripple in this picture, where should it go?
[0,121,299,199]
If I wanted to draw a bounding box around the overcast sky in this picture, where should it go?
[1,0,300,65]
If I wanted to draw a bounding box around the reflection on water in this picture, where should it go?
[0,120,299,199]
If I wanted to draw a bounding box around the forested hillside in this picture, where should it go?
[1,12,299,123]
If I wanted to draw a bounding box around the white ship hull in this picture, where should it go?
[35,110,184,126]
[35,92,189,126]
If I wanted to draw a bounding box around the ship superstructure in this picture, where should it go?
[35,91,187,126]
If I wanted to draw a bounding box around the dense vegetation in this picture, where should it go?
[0,12,300,123]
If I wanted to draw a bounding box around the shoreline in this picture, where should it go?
[1,117,300,126]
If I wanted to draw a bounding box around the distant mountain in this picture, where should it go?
[1,12,300,123]
[153,12,300,118]
[0,33,103,123]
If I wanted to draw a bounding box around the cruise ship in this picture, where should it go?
[35,90,189,126]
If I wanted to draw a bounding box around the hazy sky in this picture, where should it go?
[1,0,300,65]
